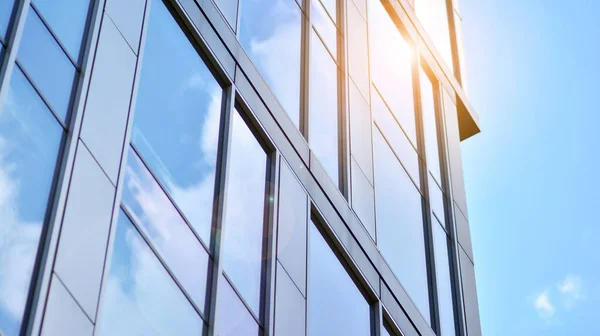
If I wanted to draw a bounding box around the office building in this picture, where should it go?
[0,0,481,335]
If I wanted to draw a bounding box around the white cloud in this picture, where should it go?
[534,290,555,319]
[557,274,584,310]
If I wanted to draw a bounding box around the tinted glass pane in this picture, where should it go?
[18,9,76,123]
[311,1,337,58]
[0,0,15,42]
[414,0,453,71]
[97,213,204,335]
[132,0,222,246]
[374,130,430,322]
[216,276,260,336]
[277,161,308,294]
[309,32,339,185]
[239,0,302,126]
[420,70,442,183]
[213,0,238,30]
[121,149,211,314]
[372,87,420,188]
[433,222,457,336]
[32,0,92,61]
[369,0,416,144]
[0,68,63,336]
[221,111,268,315]
[309,221,371,336]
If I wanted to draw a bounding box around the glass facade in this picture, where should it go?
[0,0,480,335]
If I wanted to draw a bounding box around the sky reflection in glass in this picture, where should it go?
[96,212,204,336]
[121,149,211,314]
[132,0,222,246]
[0,0,15,42]
[0,68,63,336]
[239,0,302,126]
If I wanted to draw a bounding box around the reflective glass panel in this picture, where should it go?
[121,149,211,314]
[213,0,238,30]
[32,0,92,61]
[309,31,339,185]
[0,0,15,42]
[319,0,337,22]
[372,87,420,188]
[132,0,222,246]
[433,222,457,336]
[429,175,445,225]
[239,0,302,126]
[414,0,453,71]
[216,275,261,336]
[309,221,371,336]
[311,0,337,58]
[0,68,63,336]
[420,69,442,183]
[18,9,76,122]
[96,212,204,336]
[374,130,430,323]
[368,0,416,144]
[221,111,268,316]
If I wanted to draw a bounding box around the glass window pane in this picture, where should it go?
[374,130,431,323]
[309,32,339,185]
[382,324,391,336]
[213,0,238,31]
[121,149,211,314]
[420,69,442,183]
[311,1,337,58]
[216,275,261,336]
[221,110,268,316]
[0,68,63,336]
[32,0,92,61]
[309,221,371,336]
[319,0,337,22]
[368,0,416,144]
[0,0,16,42]
[96,212,205,336]
[372,87,420,188]
[414,0,453,71]
[433,222,457,336]
[429,175,445,225]
[239,0,302,126]
[17,9,76,123]
[132,0,222,246]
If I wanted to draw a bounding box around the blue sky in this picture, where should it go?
[460,0,600,334]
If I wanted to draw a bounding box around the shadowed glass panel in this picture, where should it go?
[121,148,211,314]
[239,0,302,126]
[96,212,204,335]
[18,9,76,122]
[374,130,430,323]
[433,221,457,336]
[221,110,268,316]
[308,221,371,336]
[132,0,223,246]
[309,31,339,186]
[0,67,63,336]
[32,0,92,62]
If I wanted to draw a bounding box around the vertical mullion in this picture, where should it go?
[299,0,311,138]
[414,52,441,333]
[206,84,236,336]
[338,0,350,199]
[0,0,30,105]
[262,153,280,336]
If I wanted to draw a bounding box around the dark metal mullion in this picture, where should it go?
[119,205,210,322]
[413,53,441,334]
[128,143,212,255]
[29,2,80,70]
[299,0,311,138]
[260,151,280,336]
[205,85,235,336]
[337,0,349,199]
